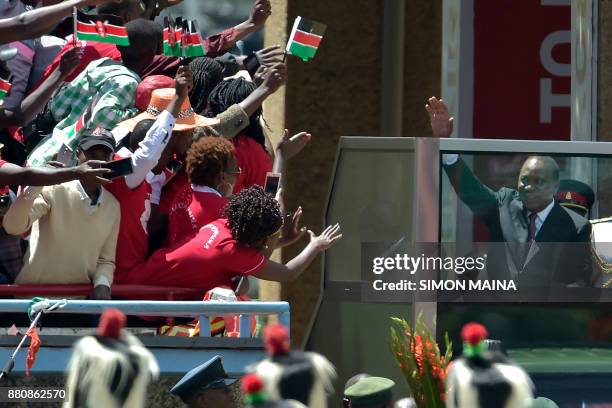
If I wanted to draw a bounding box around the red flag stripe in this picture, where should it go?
[163,28,182,38]
[25,327,41,377]
[184,33,202,44]
[0,80,10,92]
[76,21,128,37]
[293,30,322,48]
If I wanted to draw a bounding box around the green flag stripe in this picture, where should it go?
[77,32,129,46]
[183,45,206,57]
[0,89,7,98]
[288,41,317,60]
[163,42,182,57]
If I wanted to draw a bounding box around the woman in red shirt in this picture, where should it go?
[123,186,342,294]
[167,137,240,246]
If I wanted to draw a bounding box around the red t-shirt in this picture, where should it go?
[104,174,152,283]
[122,219,267,292]
[232,133,272,194]
[167,186,228,247]
[158,168,189,215]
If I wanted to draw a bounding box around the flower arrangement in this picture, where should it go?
[390,316,452,408]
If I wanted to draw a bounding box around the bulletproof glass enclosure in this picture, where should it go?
[305,137,612,406]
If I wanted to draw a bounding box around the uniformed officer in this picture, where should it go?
[343,376,395,408]
[170,355,237,408]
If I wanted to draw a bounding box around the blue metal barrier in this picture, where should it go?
[0,300,291,375]
[0,300,291,338]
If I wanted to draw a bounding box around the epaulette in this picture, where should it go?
[590,217,612,224]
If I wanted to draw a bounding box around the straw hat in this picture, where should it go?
[118,88,217,132]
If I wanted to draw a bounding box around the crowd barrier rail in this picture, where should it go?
[0,297,290,374]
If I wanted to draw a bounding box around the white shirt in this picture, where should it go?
[525,199,555,239]
[115,110,176,190]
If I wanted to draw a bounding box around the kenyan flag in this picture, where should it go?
[286,17,326,62]
[163,16,183,57]
[75,10,129,46]
[181,20,206,58]
[0,78,10,100]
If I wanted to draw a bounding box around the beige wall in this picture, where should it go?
[262,0,442,344]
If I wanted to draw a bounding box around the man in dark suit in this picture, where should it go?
[426,97,591,288]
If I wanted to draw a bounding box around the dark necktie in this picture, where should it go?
[517,211,538,268]
[527,212,538,243]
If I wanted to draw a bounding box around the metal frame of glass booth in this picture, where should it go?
[304,136,612,405]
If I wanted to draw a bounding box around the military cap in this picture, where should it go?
[170,356,236,401]
[529,397,560,408]
[556,179,595,218]
[344,376,395,407]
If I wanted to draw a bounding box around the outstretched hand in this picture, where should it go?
[277,206,307,248]
[76,160,111,184]
[425,96,454,138]
[276,129,312,160]
[249,0,272,27]
[308,223,342,252]
[261,63,286,94]
[255,45,285,67]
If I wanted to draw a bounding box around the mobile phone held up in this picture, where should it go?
[56,143,76,167]
[264,172,281,196]
[102,157,134,179]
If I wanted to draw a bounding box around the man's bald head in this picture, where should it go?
[517,156,560,212]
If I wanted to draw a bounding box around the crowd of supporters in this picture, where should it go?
[0,0,341,300]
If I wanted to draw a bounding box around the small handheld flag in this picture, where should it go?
[181,20,206,58]
[75,10,129,46]
[286,16,326,62]
[0,77,11,101]
[163,16,183,57]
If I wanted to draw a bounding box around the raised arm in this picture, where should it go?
[268,129,311,245]
[204,63,286,140]
[426,96,498,214]
[2,187,50,235]
[239,62,285,118]
[124,66,192,189]
[0,161,110,187]
[0,0,111,44]
[213,0,271,54]
[253,224,342,282]
[0,47,80,127]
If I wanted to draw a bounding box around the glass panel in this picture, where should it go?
[306,299,415,405]
[439,152,612,346]
[325,149,415,282]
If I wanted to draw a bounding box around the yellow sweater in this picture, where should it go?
[3,181,120,286]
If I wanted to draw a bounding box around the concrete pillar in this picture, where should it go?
[261,0,442,345]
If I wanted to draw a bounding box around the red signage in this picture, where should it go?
[473,0,570,140]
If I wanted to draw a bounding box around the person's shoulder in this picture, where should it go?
[90,58,139,82]
[557,203,590,232]
[496,187,518,204]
